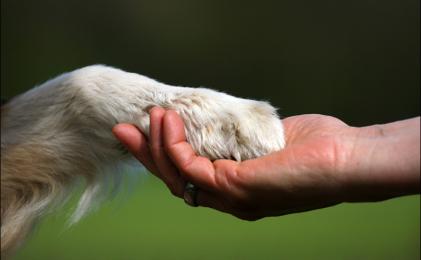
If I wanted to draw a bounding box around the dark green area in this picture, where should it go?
[2,0,419,126]
[2,0,419,259]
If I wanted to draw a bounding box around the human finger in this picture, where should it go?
[149,107,185,197]
[162,110,222,191]
[195,189,261,221]
[112,123,159,174]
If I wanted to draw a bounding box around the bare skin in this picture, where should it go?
[112,107,420,220]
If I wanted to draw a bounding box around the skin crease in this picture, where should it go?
[112,107,420,221]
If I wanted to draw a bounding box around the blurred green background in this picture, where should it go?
[1,0,419,259]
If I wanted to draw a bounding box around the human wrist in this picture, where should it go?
[339,118,420,202]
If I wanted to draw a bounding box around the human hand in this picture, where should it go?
[112,108,420,220]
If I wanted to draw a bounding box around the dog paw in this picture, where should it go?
[167,89,285,161]
[69,65,285,161]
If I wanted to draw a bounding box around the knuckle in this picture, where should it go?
[213,161,240,190]
[178,158,195,175]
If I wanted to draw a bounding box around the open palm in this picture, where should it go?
[113,109,356,220]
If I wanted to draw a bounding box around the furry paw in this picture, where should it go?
[71,65,285,161]
[167,90,285,161]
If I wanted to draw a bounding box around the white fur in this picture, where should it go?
[1,65,284,254]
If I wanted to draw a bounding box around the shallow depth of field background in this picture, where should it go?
[1,0,420,259]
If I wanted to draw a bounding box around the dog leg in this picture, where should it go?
[1,65,285,255]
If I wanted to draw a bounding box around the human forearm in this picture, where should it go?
[343,117,420,201]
